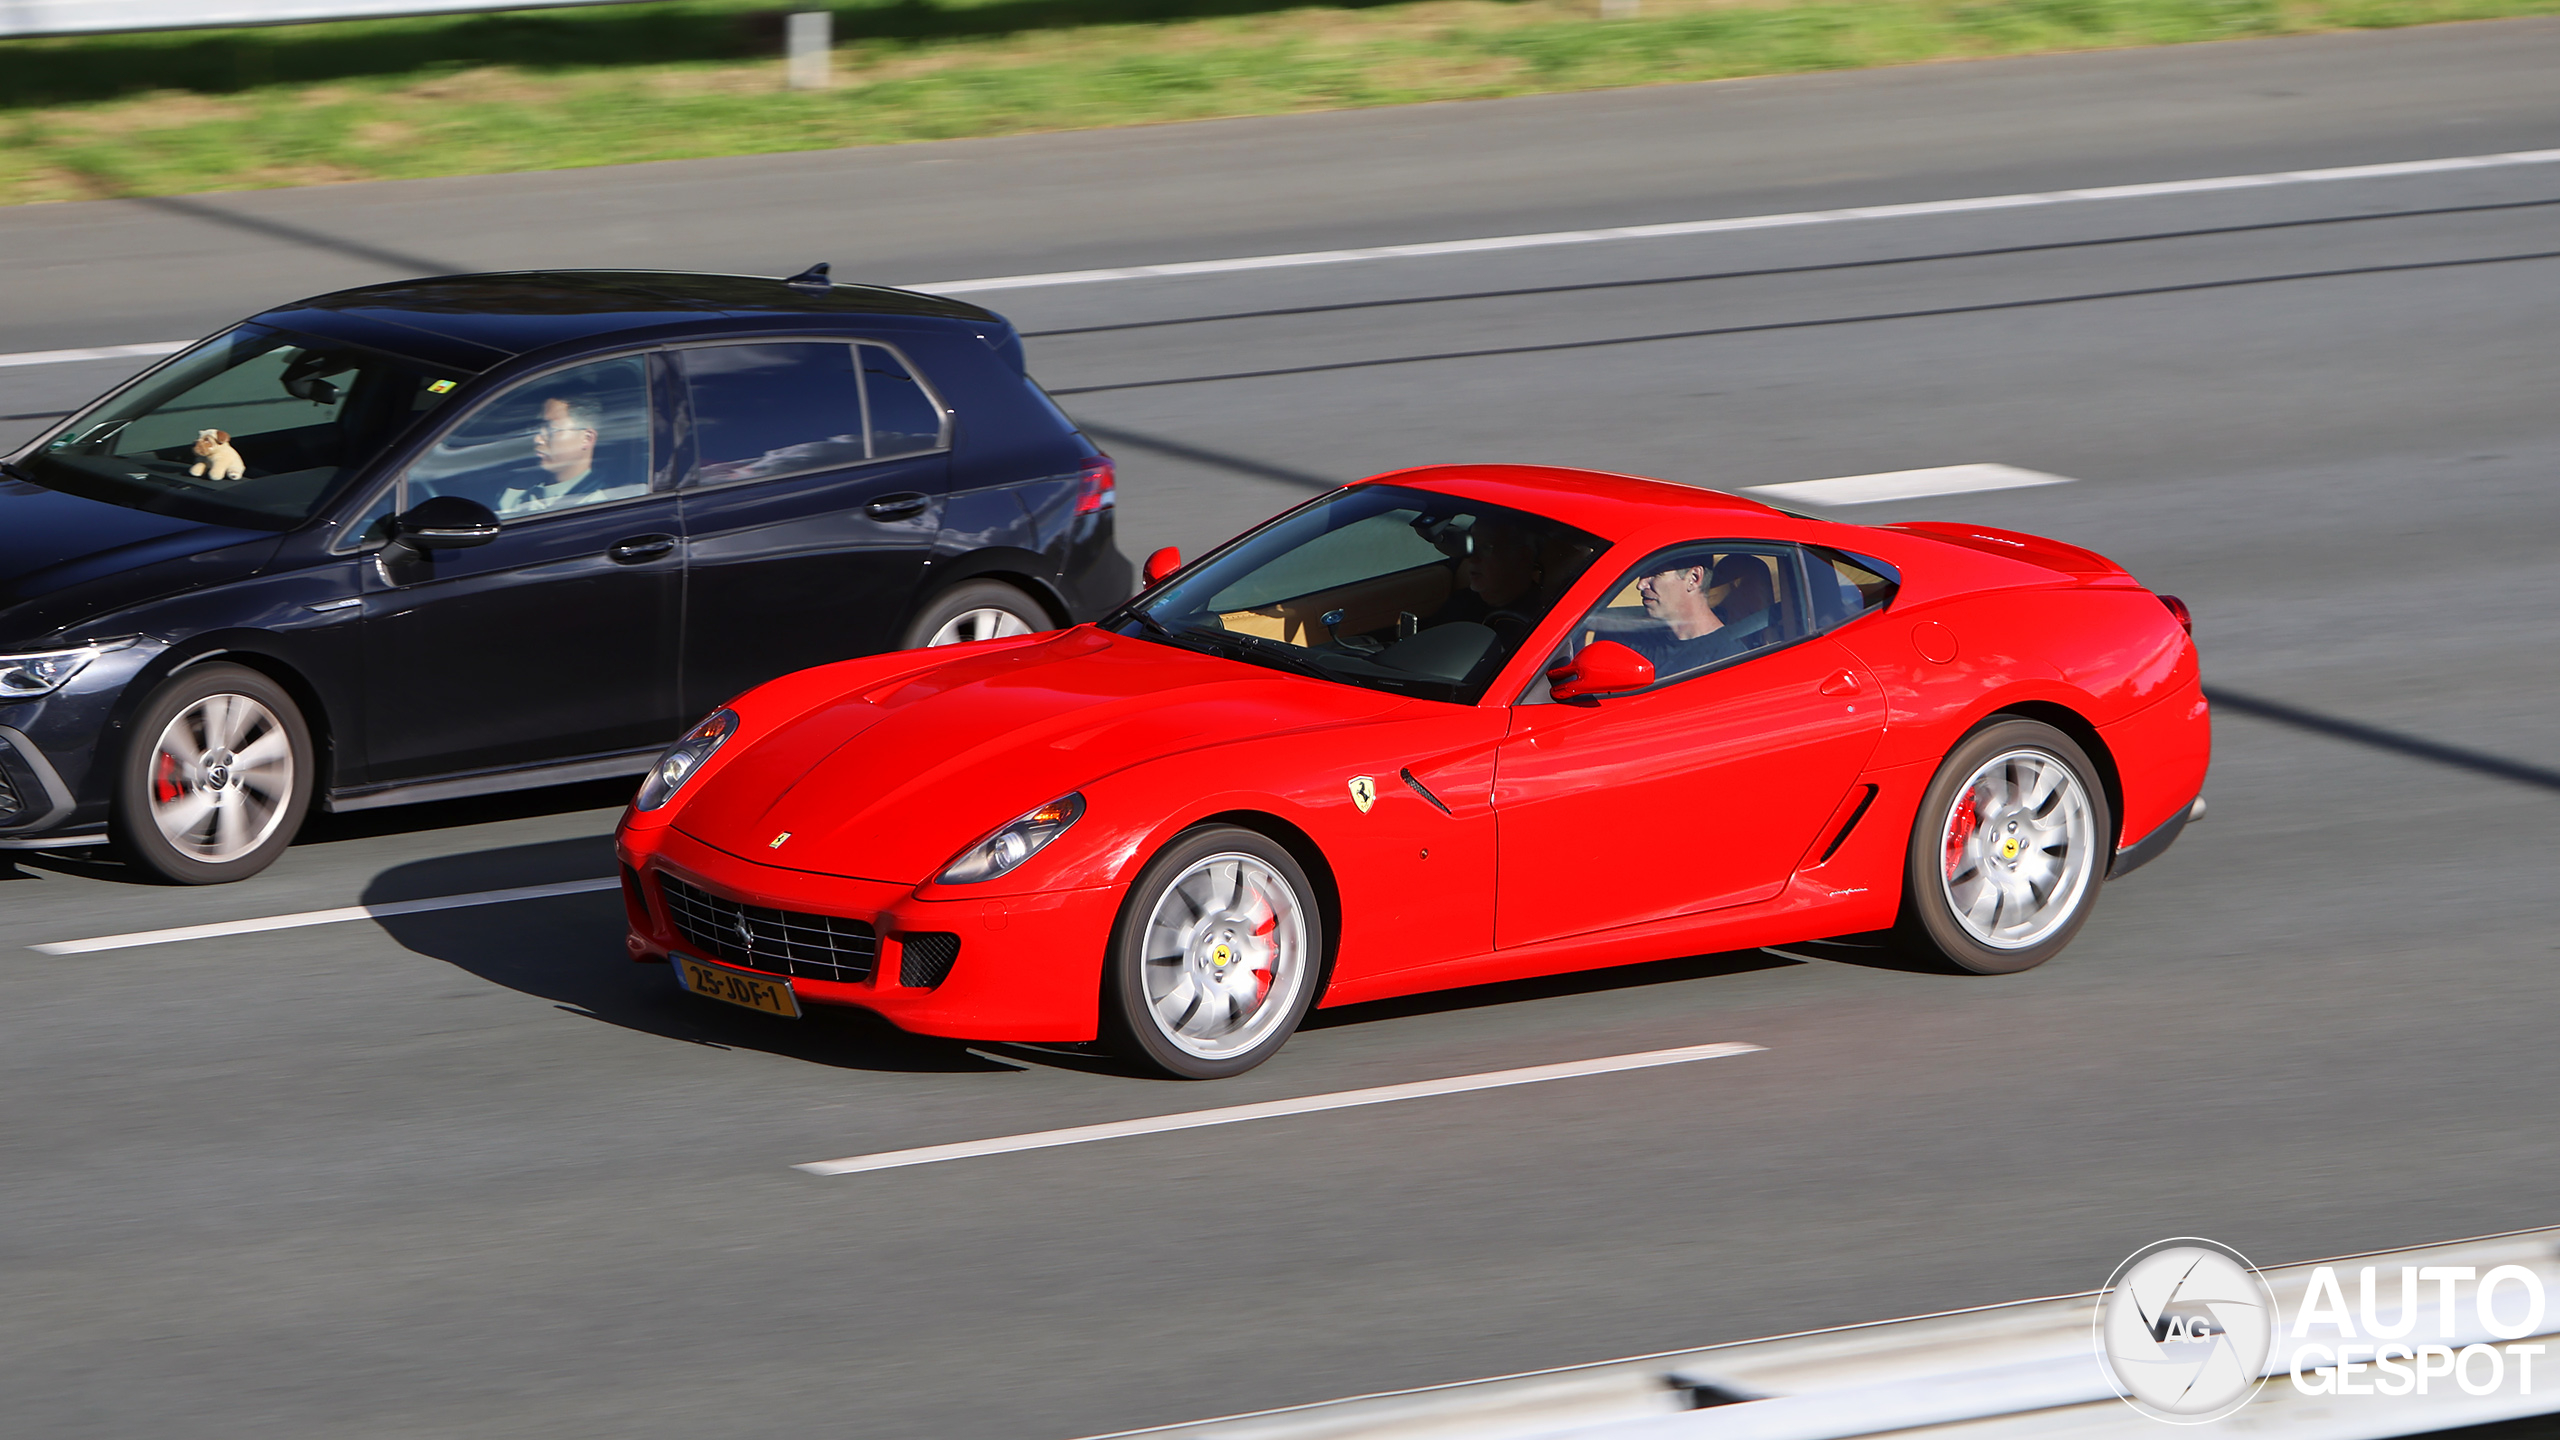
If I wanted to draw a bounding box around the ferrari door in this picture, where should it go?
[1492,544,1884,950]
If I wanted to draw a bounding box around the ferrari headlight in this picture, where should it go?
[937,793,1085,885]
[633,709,737,811]
[0,638,134,698]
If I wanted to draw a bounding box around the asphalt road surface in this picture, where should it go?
[6,21,2560,1439]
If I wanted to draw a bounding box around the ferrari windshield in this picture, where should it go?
[17,324,462,530]
[1113,484,1605,704]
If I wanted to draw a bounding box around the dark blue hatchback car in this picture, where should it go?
[0,269,1129,882]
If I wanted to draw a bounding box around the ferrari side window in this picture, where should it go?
[1528,542,1812,702]
[1805,547,1899,629]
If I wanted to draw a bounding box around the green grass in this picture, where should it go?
[3,0,2554,203]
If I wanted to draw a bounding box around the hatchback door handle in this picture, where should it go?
[1818,669,1863,696]
[865,492,931,521]
[608,533,678,564]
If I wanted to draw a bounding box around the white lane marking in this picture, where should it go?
[9,145,2555,371]
[794,1040,1763,1176]
[29,877,619,955]
[1747,463,2075,506]
[913,146,2560,294]
[0,340,188,370]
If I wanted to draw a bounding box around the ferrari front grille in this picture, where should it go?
[657,872,878,984]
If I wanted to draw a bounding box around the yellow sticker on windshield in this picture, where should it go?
[427,379,456,393]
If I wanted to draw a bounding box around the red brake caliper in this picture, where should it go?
[1943,793,1979,880]
[153,751,186,804]
[1251,908,1278,1002]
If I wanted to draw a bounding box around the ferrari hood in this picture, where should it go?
[674,628,1406,883]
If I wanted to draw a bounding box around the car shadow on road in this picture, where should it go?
[363,838,1023,1076]
[1301,947,1805,1031]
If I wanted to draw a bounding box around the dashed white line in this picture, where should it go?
[29,877,619,955]
[793,1041,1764,1176]
[1747,463,2076,506]
[4,146,2557,372]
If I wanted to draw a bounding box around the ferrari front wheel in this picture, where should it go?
[1104,826,1320,1079]
[1897,717,2110,975]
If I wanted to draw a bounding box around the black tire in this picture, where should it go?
[1896,717,2111,975]
[111,662,315,885]
[1102,826,1324,1079]
[900,579,1052,650]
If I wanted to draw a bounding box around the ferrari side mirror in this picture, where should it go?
[1142,546,1181,586]
[392,495,502,550]
[1547,640,1653,702]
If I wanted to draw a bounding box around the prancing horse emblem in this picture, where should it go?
[1348,775,1377,814]
[769,832,791,849]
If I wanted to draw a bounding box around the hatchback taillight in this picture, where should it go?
[1074,455,1116,514]
[2158,594,2193,635]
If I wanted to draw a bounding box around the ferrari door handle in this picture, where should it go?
[608,533,678,564]
[1818,669,1863,696]
[865,492,931,521]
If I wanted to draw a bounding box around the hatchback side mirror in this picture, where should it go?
[393,495,501,550]
[1142,546,1181,587]
[1547,640,1654,701]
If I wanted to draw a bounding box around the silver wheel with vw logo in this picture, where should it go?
[1106,826,1322,1078]
[1900,717,2111,975]
[114,662,315,884]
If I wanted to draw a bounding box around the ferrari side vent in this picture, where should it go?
[899,932,962,990]
[658,873,877,984]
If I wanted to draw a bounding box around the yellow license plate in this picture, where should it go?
[670,953,801,1018]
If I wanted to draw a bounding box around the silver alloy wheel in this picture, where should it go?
[146,692,296,864]
[1937,747,2098,950]
[1139,851,1310,1060]
[925,607,1036,646]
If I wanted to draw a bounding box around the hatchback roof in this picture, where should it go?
[252,270,1002,374]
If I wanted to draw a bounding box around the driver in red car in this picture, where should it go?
[1626,559,1745,678]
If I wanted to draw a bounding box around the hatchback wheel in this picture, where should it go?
[1897,717,2110,974]
[903,579,1050,650]
[113,663,314,884]
[1104,826,1322,1079]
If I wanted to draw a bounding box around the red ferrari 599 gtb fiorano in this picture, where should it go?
[616,464,2209,1077]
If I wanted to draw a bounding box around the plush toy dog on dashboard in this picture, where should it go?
[190,428,246,481]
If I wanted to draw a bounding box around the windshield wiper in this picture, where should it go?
[1124,608,1229,658]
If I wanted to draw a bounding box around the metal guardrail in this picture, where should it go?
[1090,1229,2560,1440]
[0,1,651,39]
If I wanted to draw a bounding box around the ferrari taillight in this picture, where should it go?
[1074,455,1116,514]
[2158,594,2193,635]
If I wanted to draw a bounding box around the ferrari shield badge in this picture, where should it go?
[1348,775,1377,814]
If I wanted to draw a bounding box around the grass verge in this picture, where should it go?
[3,0,2555,204]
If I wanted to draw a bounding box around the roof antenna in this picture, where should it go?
[784,261,833,293]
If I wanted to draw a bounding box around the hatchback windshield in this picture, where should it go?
[19,324,460,530]
[1113,484,1605,704]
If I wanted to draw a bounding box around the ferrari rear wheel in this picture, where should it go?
[1104,826,1320,1079]
[1897,717,2110,975]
